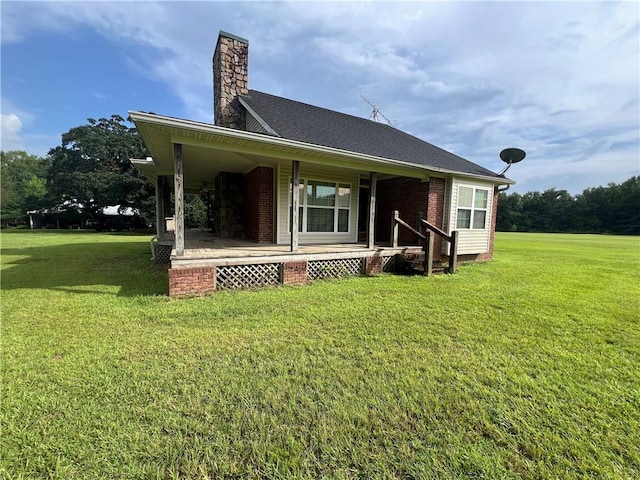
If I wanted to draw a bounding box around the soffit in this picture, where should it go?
[131,112,513,191]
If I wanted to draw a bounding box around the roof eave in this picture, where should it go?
[128,110,512,185]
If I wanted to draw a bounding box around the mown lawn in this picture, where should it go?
[1,230,639,479]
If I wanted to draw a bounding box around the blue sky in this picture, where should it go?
[1,1,638,194]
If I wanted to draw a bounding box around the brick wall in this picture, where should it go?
[168,267,216,297]
[375,177,430,245]
[281,261,308,285]
[375,176,447,260]
[426,177,446,260]
[364,256,384,276]
[244,166,274,243]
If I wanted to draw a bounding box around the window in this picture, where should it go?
[457,186,489,229]
[289,179,351,233]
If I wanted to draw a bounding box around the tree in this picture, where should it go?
[47,115,153,219]
[1,150,49,225]
[497,176,639,234]
[496,191,523,231]
[184,195,208,229]
[605,176,640,234]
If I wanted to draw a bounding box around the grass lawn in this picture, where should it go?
[1,230,639,479]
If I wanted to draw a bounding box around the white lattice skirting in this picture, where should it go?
[214,255,396,290]
[308,258,363,280]
[217,263,280,290]
[154,245,172,264]
[382,255,396,272]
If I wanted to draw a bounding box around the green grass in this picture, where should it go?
[1,230,639,479]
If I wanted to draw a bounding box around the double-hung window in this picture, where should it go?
[289,179,351,233]
[457,186,489,229]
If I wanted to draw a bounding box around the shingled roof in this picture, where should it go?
[240,90,501,179]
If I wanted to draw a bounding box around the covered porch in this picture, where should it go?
[130,111,444,296]
[153,229,422,293]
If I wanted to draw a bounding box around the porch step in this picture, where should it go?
[396,253,448,275]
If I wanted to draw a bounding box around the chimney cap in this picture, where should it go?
[217,30,249,45]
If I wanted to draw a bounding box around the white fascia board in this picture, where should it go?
[128,111,513,185]
[454,173,515,186]
[237,97,281,137]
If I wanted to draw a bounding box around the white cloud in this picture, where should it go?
[0,97,55,155]
[0,113,25,151]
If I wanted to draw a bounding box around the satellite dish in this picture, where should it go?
[498,148,526,175]
[500,148,526,164]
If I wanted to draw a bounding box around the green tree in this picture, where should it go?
[606,176,640,234]
[497,191,523,231]
[577,176,640,234]
[184,195,208,229]
[1,150,49,225]
[497,176,639,234]
[47,115,153,218]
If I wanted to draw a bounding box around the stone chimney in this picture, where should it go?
[213,31,249,129]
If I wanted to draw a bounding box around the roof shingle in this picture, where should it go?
[241,90,501,179]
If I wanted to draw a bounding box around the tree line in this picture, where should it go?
[496,176,639,235]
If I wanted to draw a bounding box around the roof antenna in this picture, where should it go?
[361,95,396,127]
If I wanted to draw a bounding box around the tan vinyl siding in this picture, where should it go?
[276,163,359,244]
[448,179,494,254]
[455,229,491,254]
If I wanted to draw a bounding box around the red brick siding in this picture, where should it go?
[426,177,446,260]
[244,167,274,243]
[364,256,384,276]
[281,261,308,285]
[376,177,429,245]
[168,267,216,297]
[375,176,449,253]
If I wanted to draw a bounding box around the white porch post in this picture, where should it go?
[367,171,377,248]
[290,160,300,252]
[173,143,185,256]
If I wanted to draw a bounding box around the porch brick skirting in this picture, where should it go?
[169,266,216,297]
[167,254,397,297]
[364,256,384,275]
[281,261,308,285]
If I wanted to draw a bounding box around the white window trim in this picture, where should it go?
[456,185,490,230]
[288,177,352,234]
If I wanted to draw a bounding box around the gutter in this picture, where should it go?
[128,110,515,185]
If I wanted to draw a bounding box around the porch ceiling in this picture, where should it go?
[130,111,513,193]
[131,123,281,193]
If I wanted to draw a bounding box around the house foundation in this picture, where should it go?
[164,235,415,296]
[364,256,384,276]
[168,266,217,297]
[281,261,308,285]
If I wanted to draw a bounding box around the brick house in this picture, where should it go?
[130,31,514,296]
